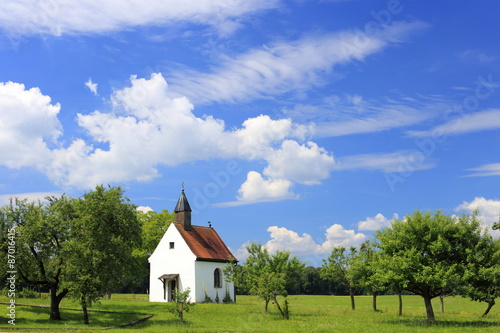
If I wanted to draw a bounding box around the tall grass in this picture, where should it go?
[1,294,498,332]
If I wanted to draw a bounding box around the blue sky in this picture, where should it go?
[1,0,499,265]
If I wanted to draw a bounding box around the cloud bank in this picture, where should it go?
[0,74,334,204]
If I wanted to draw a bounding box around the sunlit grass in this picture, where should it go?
[1,294,498,332]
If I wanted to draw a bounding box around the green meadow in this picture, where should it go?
[1,294,498,332]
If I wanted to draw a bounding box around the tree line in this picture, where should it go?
[226,210,500,322]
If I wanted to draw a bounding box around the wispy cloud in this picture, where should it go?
[0,0,280,37]
[463,163,500,177]
[169,21,428,104]
[335,150,435,173]
[293,94,446,137]
[408,108,500,137]
[460,49,497,64]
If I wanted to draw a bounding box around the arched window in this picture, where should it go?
[214,268,222,288]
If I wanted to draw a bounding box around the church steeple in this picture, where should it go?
[174,188,192,231]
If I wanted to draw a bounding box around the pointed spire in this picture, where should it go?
[174,187,192,230]
[174,188,192,213]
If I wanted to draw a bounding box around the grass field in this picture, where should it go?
[1,294,498,332]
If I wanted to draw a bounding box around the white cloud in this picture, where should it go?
[455,197,500,237]
[320,224,367,251]
[0,81,62,168]
[236,171,297,203]
[265,226,320,254]
[262,224,366,256]
[85,78,98,96]
[137,206,154,213]
[408,109,500,137]
[263,141,335,185]
[357,213,398,231]
[170,21,428,104]
[0,0,280,37]
[464,163,500,177]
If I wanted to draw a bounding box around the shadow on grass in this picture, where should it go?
[0,302,153,331]
[385,318,500,328]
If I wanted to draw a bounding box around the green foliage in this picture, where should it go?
[230,242,304,319]
[62,185,142,324]
[167,288,195,325]
[320,246,359,310]
[203,286,213,303]
[0,195,75,320]
[375,210,488,322]
[137,209,174,255]
[19,288,39,299]
[223,287,233,303]
[460,236,500,316]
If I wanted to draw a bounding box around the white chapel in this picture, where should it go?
[148,189,237,303]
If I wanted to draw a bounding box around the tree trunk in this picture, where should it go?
[398,292,403,316]
[423,296,435,322]
[49,285,68,320]
[272,295,289,320]
[264,297,270,313]
[482,299,495,317]
[349,287,355,310]
[179,302,184,325]
[81,297,89,325]
[372,291,378,311]
[439,295,445,314]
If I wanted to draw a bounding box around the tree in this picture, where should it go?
[0,196,75,320]
[353,241,386,311]
[167,288,195,325]
[230,242,304,319]
[376,210,486,322]
[320,246,359,310]
[461,235,500,317]
[138,209,175,255]
[375,253,408,315]
[63,185,142,324]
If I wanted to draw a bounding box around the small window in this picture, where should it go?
[214,268,222,288]
[169,242,175,249]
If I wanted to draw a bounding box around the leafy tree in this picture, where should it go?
[63,185,142,324]
[138,209,175,255]
[354,241,386,311]
[374,253,408,315]
[320,246,359,310]
[229,242,304,319]
[461,234,500,317]
[376,210,485,322]
[0,196,75,320]
[167,288,195,325]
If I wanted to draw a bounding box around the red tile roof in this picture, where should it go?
[174,222,237,262]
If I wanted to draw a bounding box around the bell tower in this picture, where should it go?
[174,188,192,231]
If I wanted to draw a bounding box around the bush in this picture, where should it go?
[19,288,38,299]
